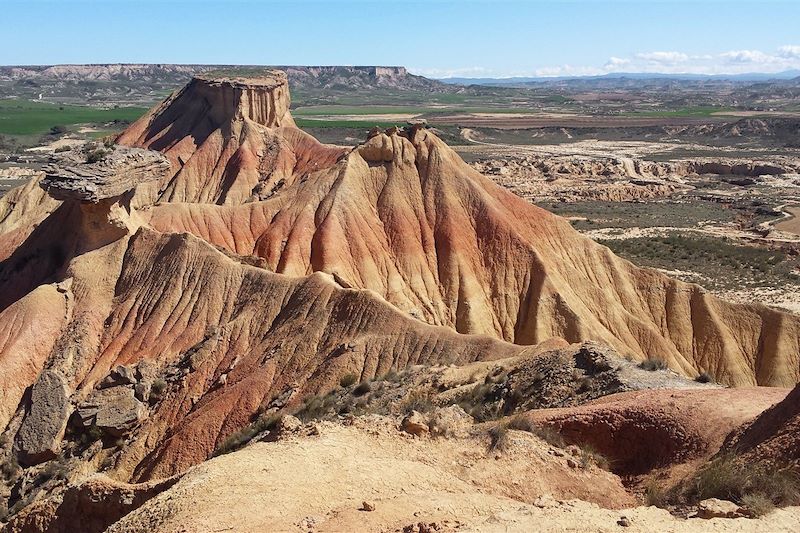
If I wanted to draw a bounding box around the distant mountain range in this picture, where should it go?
[0,64,446,91]
[440,70,800,86]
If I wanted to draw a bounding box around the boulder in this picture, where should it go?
[76,386,147,437]
[16,370,71,465]
[401,411,429,437]
[276,415,303,435]
[427,405,473,437]
[134,382,151,403]
[99,365,137,388]
[695,498,744,519]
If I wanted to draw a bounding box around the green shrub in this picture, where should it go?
[352,381,372,396]
[741,492,775,517]
[645,478,668,507]
[695,372,713,383]
[579,444,609,470]
[213,413,281,456]
[639,358,668,371]
[339,373,358,388]
[150,378,167,398]
[689,455,800,509]
[400,390,434,414]
[85,147,108,163]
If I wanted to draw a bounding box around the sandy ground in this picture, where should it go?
[106,418,800,533]
[25,136,88,152]
[775,206,800,236]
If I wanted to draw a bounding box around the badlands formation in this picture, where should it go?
[0,71,798,531]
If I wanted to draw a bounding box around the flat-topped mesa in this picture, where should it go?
[187,71,294,128]
[41,146,170,203]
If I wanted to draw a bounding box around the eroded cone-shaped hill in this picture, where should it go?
[111,75,800,387]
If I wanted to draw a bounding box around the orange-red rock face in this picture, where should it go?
[145,127,800,387]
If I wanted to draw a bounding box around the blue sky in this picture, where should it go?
[3,0,800,78]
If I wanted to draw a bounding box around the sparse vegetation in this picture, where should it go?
[487,423,511,452]
[506,415,569,449]
[84,424,104,444]
[599,233,798,291]
[297,392,338,422]
[150,378,168,399]
[381,369,401,382]
[686,455,800,510]
[353,381,372,396]
[644,478,669,507]
[639,358,668,371]
[339,373,358,388]
[213,413,281,456]
[740,492,775,517]
[507,414,535,432]
[531,426,567,449]
[578,444,610,470]
[39,457,70,482]
[1,456,20,481]
[695,371,714,383]
[85,146,109,163]
[399,390,434,414]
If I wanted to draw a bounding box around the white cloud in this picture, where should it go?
[408,66,493,79]
[533,64,605,77]
[634,51,689,64]
[778,45,800,59]
[720,49,774,64]
[604,56,630,70]
[412,45,800,79]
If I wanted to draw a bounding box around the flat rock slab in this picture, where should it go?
[16,370,70,465]
[42,146,170,202]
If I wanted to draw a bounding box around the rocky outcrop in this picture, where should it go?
[3,475,177,533]
[76,386,147,437]
[41,147,170,203]
[15,370,70,465]
[472,154,799,203]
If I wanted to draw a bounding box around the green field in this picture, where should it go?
[293,118,403,129]
[293,105,433,116]
[624,106,738,118]
[0,99,147,136]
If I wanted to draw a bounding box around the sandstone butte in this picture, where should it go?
[0,70,798,484]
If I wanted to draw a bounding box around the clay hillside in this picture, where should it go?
[0,71,798,531]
